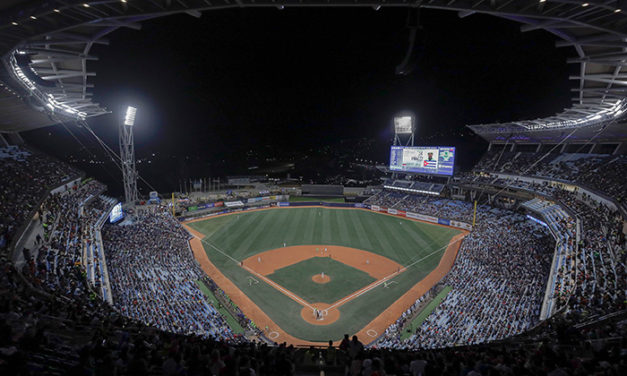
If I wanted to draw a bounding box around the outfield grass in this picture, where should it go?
[188,207,461,342]
[267,257,376,304]
[400,285,452,340]
[289,196,345,203]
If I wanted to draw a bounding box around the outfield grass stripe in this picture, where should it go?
[209,213,252,249]
[273,209,295,245]
[379,217,416,262]
[321,209,332,243]
[285,208,307,246]
[357,212,386,253]
[400,286,452,340]
[348,210,374,250]
[364,213,397,260]
[202,239,241,264]
[303,209,316,244]
[312,210,323,240]
[203,215,238,242]
[240,210,284,255]
[335,210,352,245]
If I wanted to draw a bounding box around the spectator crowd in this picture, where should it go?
[0,145,625,375]
[378,209,554,350]
[473,151,626,202]
[102,208,238,341]
[0,145,80,252]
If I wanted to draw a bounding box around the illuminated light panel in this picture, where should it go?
[124,106,137,126]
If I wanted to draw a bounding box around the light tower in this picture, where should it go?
[392,113,415,179]
[120,106,138,205]
[393,112,415,146]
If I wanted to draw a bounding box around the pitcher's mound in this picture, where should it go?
[301,303,340,325]
[312,273,331,284]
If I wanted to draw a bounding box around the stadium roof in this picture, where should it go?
[1,1,627,138]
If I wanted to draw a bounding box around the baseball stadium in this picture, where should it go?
[0,1,626,376]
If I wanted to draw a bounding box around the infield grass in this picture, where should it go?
[267,257,376,304]
[187,207,461,342]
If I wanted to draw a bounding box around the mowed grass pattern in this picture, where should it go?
[266,257,376,304]
[188,208,461,342]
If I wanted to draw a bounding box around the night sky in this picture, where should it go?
[22,7,573,196]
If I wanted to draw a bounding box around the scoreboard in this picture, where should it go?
[389,146,456,176]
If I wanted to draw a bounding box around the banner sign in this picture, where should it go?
[449,220,472,230]
[438,218,450,226]
[387,208,398,215]
[354,203,364,208]
[371,205,381,212]
[406,212,438,223]
[278,202,290,206]
[225,201,244,208]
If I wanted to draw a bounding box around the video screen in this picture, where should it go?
[394,116,413,134]
[389,146,456,176]
[109,202,124,223]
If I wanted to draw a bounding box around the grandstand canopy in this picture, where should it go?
[1,1,626,138]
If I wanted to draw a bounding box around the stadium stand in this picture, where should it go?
[365,191,480,224]
[102,209,239,341]
[473,151,626,202]
[0,146,81,253]
[0,146,624,375]
[377,208,553,349]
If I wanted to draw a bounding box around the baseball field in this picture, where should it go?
[183,207,466,345]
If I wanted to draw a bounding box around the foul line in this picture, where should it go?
[196,235,315,311]
[325,233,466,311]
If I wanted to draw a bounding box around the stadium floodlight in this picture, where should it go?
[120,106,138,205]
[394,115,413,134]
[124,106,137,126]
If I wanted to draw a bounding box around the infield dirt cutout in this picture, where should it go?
[183,207,468,346]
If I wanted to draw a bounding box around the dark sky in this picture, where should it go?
[23,7,573,194]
